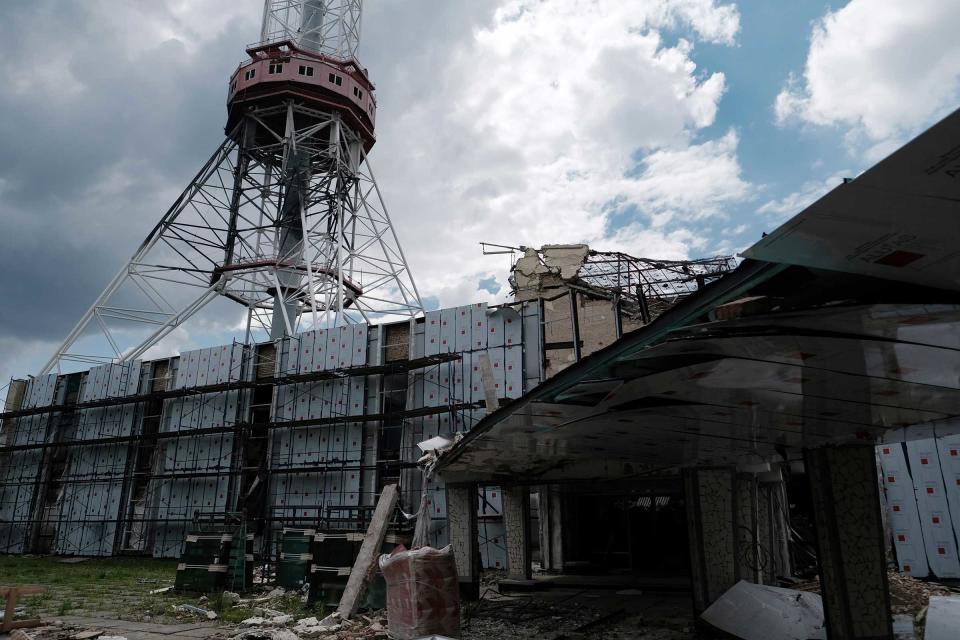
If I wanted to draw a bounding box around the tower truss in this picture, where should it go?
[41,3,423,375]
[260,0,362,59]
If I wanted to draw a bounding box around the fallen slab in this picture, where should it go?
[925,596,960,640]
[700,580,827,640]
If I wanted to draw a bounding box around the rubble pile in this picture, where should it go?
[794,570,958,615]
[2,622,132,640]
[218,611,390,640]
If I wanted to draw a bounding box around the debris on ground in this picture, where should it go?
[0,605,27,621]
[461,588,694,639]
[229,630,299,640]
[3,622,130,640]
[794,570,958,615]
[174,604,218,620]
[700,580,826,640]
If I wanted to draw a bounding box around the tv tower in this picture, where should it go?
[41,0,423,374]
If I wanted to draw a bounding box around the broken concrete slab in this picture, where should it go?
[229,631,299,640]
[700,580,827,640]
[173,604,216,620]
[925,596,960,640]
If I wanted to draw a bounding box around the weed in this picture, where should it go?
[57,599,73,616]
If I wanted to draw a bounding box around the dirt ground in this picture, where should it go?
[1,556,696,639]
[8,556,955,640]
[461,588,695,639]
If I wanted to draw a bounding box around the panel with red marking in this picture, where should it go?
[906,435,960,577]
[876,442,929,576]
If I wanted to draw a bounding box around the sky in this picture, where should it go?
[2,0,960,384]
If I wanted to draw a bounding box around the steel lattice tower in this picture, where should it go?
[42,0,423,374]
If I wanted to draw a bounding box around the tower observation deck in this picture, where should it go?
[41,0,423,374]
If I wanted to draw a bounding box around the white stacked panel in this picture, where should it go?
[152,344,242,558]
[479,486,503,517]
[479,519,508,570]
[269,327,368,527]
[423,483,449,548]
[521,302,544,392]
[936,433,960,541]
[906,434,960,577]
[403,302,544,561]
[58,362,141,556]
[0,374,58,553]
[879,442,931,576]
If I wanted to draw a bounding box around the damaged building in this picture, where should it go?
[3,1,960,638]
[432,108,960,639]
[0,245,735,572]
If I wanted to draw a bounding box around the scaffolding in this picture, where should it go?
[0,300,542,563]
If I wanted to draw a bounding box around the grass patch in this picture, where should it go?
[0,556,326,626]
[0,556,179,621]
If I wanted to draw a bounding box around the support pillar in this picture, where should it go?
[805,446,892,640]
[759,469,792,583]
[502,486,532,581]
[734,473,760,584]
[537,484,564,572]
[446,483,480,600]
[683,467,738,614]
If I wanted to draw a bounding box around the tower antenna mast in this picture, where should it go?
[41,0,423,374]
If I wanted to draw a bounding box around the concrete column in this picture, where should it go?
[502,485,532,581]
[735,473,760,584]
[537,484,564,572]
[446,483,480,600]
[683,467,738,613]
[759,470,792,583]
[805,446,892,640]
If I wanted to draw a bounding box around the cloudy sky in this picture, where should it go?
[2,0,960,383]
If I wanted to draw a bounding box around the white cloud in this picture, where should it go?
[775,0,960,155]
[372,0,749,307]
[757,171,851,221]
[1,0,754,372]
